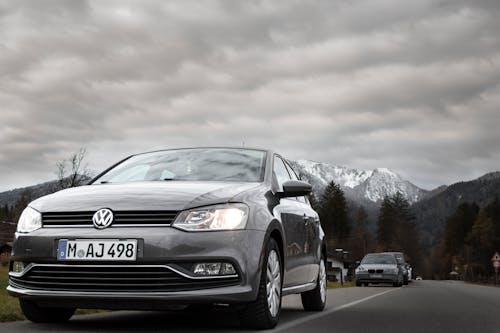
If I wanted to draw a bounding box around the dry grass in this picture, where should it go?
[0,266,24,322]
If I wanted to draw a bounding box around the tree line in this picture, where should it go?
[317,180,500,281]
[432,199,500,281]
[315,181,420,272]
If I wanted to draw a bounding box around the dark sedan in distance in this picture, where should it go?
[8,147,327,329]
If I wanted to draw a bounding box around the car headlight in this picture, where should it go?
[356,265,367,273]
[172,203,249,231]
[17,207,42,233]
[389,267,399,274]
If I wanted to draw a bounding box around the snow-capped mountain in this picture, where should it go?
[289,160,427,204]
[354,167,426,202]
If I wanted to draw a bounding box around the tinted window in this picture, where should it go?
[273,156,291,191]
[94,148,266,183]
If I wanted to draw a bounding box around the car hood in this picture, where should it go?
[30,181,261,212]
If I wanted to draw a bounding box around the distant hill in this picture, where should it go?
[0,179,61,208]
[413,172,500,249]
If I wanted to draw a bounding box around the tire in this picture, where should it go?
[403,276,409,285]
[301,255,327,311]
[363,283,369,287]
[394,275,403,287]
[20,299,75,323]
[239,239,282,330]
[356,281,362,287]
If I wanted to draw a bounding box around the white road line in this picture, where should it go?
[275,288,399,332]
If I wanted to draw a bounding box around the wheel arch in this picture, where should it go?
[262,220,286,271]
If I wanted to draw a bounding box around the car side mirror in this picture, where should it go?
[279,180,312,198]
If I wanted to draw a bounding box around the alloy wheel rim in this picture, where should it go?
[266,250,281,317]
[319,260,327,303]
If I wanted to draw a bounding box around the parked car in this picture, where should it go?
[355,253,404,287]
[8,147,327,330]
[383,252,411,284]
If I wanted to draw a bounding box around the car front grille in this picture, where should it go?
[9,264,240,292]
[42,211,179,227]
[368,269,384,274]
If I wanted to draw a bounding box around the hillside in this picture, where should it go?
[413,172,500,249]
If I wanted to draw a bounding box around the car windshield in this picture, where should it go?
[361,254,396,265]
[93,148,266,183]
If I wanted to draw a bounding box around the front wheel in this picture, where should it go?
[239,239,282,330]
[301,255,327,311]
[20,299,75,323]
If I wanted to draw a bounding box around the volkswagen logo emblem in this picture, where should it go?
[93,208,114,229]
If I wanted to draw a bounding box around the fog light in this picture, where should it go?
[12,261,24,273]
[220,263,236,275]
[194,263,221,276]
[193,262,236,276]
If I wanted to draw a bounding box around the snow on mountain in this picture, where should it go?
[356,167,425,203]
[293,160,372,188]
[289,160,427,204]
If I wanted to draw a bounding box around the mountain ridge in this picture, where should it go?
[289,160,428,205]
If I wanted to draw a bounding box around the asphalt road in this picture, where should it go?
[1,281,499,332]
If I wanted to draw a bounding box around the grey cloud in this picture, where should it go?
[0,0,499,191]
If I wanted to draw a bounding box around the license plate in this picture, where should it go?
[370,274,383,279]
[57,239,137,261]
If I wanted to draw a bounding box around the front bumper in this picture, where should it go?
[355,273,399,284]
[8,227,266,307]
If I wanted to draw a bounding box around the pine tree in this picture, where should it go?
[318,181,351,244]
[377,196,396,248]
[443,203,479,256]
[0,205,6,220]
[351,206,370,258]
[377,192,419,262]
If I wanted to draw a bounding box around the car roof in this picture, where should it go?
[382,252,404,256]
[132,146,273,156]
[365,253,394,257]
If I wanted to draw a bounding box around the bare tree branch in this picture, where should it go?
[55,148,92,190]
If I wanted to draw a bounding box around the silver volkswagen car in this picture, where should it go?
[8,147,327,329]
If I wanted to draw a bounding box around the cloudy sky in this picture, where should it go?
[1,0,500,192]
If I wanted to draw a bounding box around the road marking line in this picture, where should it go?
[275,288,399,332]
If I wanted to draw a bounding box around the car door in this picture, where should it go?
[284,161,321,283]
[272,155,311,287]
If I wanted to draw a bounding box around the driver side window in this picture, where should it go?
[273,156,291,191]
